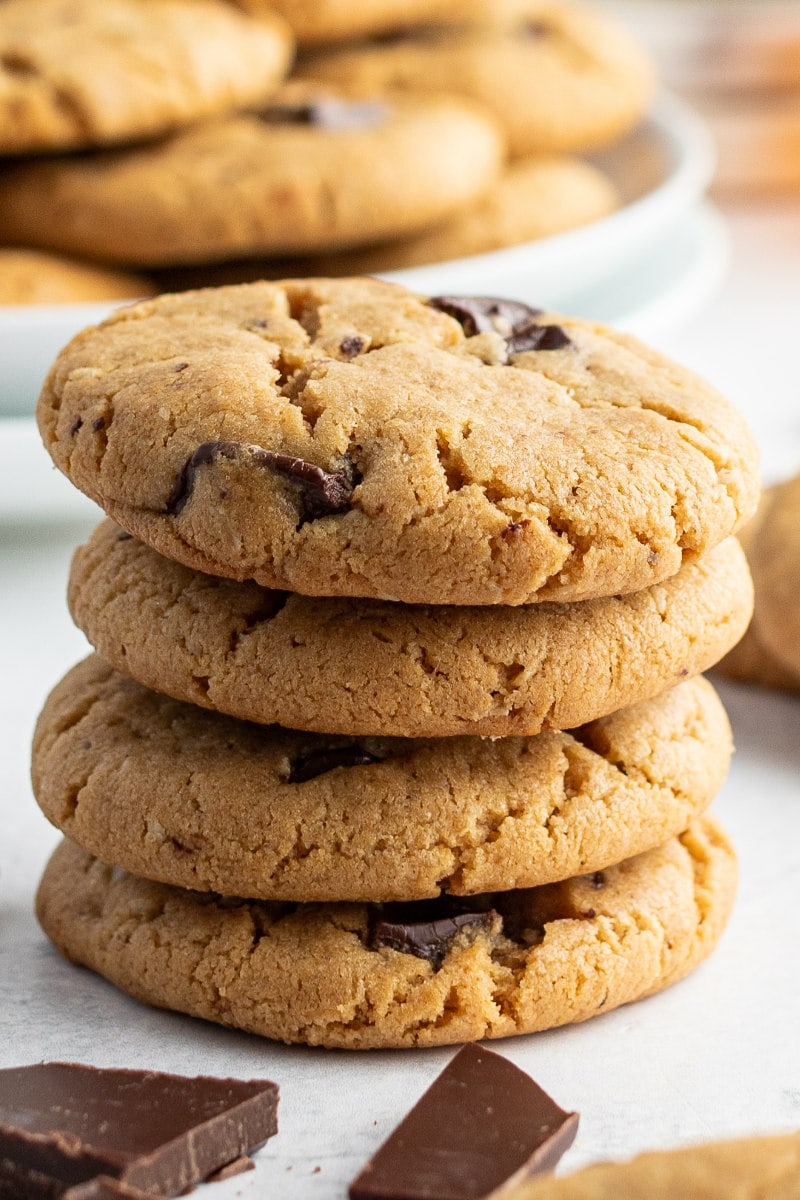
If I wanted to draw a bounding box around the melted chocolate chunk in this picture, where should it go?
[429,295,543,338]
[259,98,388,131]
[368,896,498,967]
[166,440,358,523]
[0,1063,277,1198]
[340,334,366,358]
[288,744,383,783]
[507,321,572,354]
[349,1045,579,1200]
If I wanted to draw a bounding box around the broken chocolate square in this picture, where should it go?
[0,1062,277,1198]
[349,1045,578,1200]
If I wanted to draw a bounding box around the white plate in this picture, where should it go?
[0,91,713,419]
[0,202,727,525]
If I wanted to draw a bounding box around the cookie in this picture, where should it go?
[261,0,464,47]
[0,95,503,265]
[297,0,654,157]
[69,523,752,737]
[512,1130,800,1200]
[36,817,737,1048]
[38,279,760,607]
[32,656,733,902]
[742,474,800,681]
[715,491,800,690]
[0,0,292,155]
[0,249,151,306]
[152,154,618,287]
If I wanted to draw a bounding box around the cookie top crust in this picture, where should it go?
[0,95,503,265]
[38,278,760,606]
[37,817,737,1048]
[266,0,465,46]
[297,0,654,156]
[32,656,733,902]
[69,523,752,737]
[0,0,293,154]
[0,249,151,305]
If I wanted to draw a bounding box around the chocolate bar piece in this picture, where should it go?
[349,1045,578,1200]
[0,1062,278,1198]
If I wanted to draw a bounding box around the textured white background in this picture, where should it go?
[2,201,800,1197]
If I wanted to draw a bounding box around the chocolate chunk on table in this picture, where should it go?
[0,1062,277,1198]
[349,1045,578,1200]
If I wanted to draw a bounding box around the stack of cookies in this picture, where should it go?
[32,278,759,1048]
[0,0,652,300]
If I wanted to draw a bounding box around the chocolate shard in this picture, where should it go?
[166,439,358,522]
[0,1062,278,1199]
[288,744,383,783]
[349,1044,579,1200]
[259,98,388,130]
[368,896,498,968]
[428,296,543,338]
[506,322,572,354]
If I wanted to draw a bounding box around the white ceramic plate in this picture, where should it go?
[0,201,728,524]
[0,91,713,419]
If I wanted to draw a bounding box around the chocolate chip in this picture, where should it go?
[288,744,383,783]
[340,335,366,358]
[166,440,358,523]
[91,416,106,431]
[522,19,552,37]
[506,322,572,354]
[174,361,189,372]
[590,871,605,889]
[69,417,83,436]
[429,295,543,338]
[259,98,388,131]
[116,532,133,541]
[368,896,498,967]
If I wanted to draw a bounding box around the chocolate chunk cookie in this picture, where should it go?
[297,0,654,157]
[69,523,751,737]
[0,94,503,265]
[38,279,760,607]
[36,817,737,1047]
[0,0,292,154]
[33,656,732,902]
[264,0,465,47]
[0,249,151,305]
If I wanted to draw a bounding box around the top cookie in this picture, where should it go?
[0,0,292,154]
[297,0,654,156]
[38,279,760,606]
[262,0,464,46]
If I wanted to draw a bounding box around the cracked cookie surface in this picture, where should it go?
[297,0,654,156]
[69,523,752,737]
[33,657,732,902]
[0,0,292,154]
[38,278,759,606]
[0,93,503,265]
[36,817,737,1047]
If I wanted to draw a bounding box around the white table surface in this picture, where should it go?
[2,199,800,1197]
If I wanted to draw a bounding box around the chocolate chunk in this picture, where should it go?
[0,1063,278,1198]
[428,295,543,338]
[340,334,366,358]
[349,1044,579,1200]
[288,744,383,783]
[166,439,358,522]
[522,19,552,37]
[204,1156,255,1183]
[368,896,497,968]
[506,322,572,354]
[259,98,388,130]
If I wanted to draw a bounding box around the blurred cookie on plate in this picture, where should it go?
[0,249,152,305]
[152,153,619,287]
[297,0,655,156]
[250,0,465,47]
[0,91,504,265]
[0,0,293,154]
